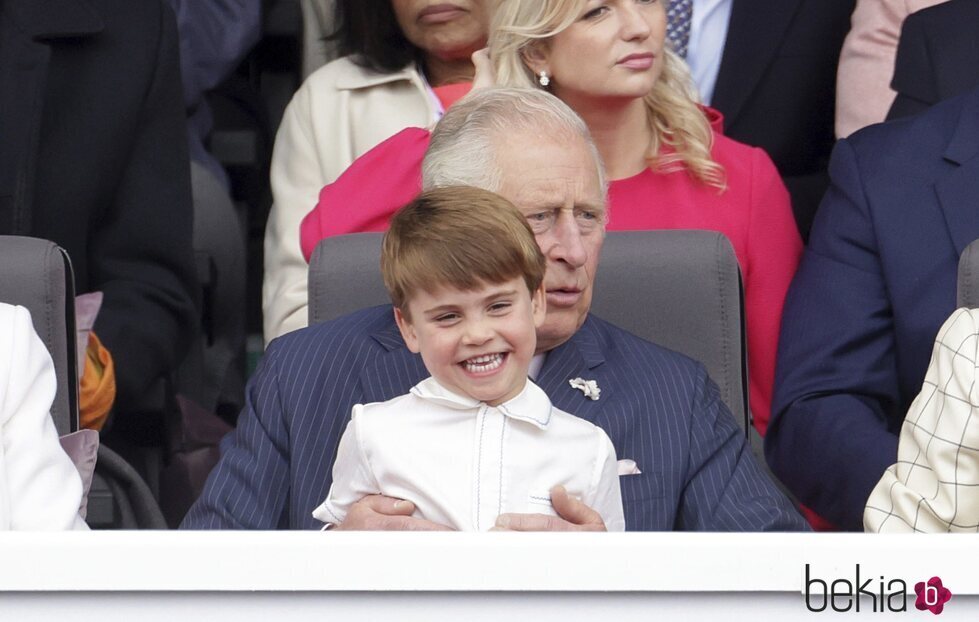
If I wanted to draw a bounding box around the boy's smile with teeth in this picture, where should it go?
[395,276,546,406]
[462,352,506,374]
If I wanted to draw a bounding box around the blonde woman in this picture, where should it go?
[299,0,801,435]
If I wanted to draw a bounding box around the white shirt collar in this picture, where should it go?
[410,376,553,430]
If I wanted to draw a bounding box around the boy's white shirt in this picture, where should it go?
[313,376,626,531]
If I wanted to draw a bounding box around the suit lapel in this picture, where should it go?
[0,0,102,233]
[536,318,611,424]
[935,93,979,257]
[712,0,804,128]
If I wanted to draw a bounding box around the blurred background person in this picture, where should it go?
[836,0,944,139]
[886,0,979,121]
[0,0,199,433]
[263,0,488,342]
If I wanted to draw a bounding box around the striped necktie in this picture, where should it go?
[666,0,694,59]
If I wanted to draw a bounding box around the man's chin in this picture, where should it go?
[536,312,587,353]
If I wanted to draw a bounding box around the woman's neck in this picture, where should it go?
[560,94,652,181]
[423,55,475,87]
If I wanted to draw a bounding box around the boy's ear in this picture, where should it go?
[520,42,549,77]
[531,283,547,329]
[394,307,421,353]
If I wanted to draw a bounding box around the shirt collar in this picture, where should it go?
[410,376,553,430]
[334,60,424,91]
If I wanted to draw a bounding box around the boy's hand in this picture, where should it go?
[335,495,454,531]
[491,485,607,532]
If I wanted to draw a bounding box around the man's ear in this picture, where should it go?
[531,284,547,329]
[394,307,421,353]
[520,42,549,77]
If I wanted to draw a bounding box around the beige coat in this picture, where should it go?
[835,0,945,138]
[263,57,437,342]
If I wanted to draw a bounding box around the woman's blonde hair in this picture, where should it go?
[489,0,725,189]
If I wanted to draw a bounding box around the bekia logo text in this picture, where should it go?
[805,565,952,614]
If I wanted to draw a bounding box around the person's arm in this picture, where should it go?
[587,433,625,532]
[181,341,294,529]
[766,137,900,530]
[311,407,384,527]
[298,128,430,261]
[2,307,87,530]
[677,365,807,531]
[887,7,938,121]
[743,148,802,435]
[263,87,325,341]
[92,3,199,414]
[834,0,905,138]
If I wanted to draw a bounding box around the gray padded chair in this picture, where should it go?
[308,230,750,433]
[0,235,78,433]
[0,235,166,529]
[958,238,979,309]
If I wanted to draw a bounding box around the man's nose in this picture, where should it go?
[547,213,588,268]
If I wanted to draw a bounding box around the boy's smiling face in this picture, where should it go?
[395,276,546,406]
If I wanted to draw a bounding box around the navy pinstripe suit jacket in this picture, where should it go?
[183,305,806,531]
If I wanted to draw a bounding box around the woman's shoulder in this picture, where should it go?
[710,130,779,180]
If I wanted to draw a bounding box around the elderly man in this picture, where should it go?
[183,88,804,531]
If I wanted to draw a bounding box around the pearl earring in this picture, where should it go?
[538,70,550,87]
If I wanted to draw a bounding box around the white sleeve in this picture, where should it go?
[1,306,87,530]
[587,430,625,532]
[311,405,381,526]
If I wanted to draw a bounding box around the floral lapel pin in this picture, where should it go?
[569,377,601,401]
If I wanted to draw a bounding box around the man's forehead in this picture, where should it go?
[496,150,605,212]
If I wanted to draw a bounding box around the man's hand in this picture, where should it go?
[492,486,607,531]
[334,495,454,531]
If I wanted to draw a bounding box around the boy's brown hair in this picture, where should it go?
[381,186,546,318]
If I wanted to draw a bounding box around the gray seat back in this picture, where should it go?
[309,230,749,431]
[958,238,979,309]
[0,235,77,434]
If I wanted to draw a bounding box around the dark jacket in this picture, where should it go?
[713,0,855,239]
[888,0,979,121]
[0,0,199,416]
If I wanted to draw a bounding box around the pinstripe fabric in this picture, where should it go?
[183,305,806,531]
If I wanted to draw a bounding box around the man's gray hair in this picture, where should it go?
[421,87,607,194]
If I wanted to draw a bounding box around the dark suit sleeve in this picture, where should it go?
[766,138,900,530]
[678,366,807,531]
[92,3,199,413]
[887,10,938,121]
[182,341,292,529]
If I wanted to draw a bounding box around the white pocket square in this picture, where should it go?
[617,459,641,476]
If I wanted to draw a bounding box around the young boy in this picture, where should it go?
[312,187,625,531]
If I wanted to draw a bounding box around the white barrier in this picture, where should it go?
[1,532,975,620]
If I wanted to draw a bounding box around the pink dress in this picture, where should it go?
[300,110,802,435]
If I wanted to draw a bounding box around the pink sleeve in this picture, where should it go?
[299,128,431,261]
[743,148,802,436]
